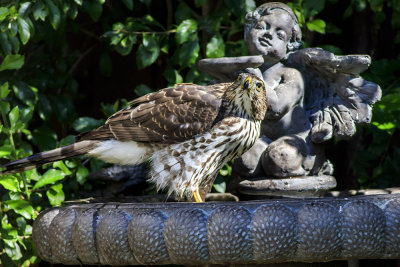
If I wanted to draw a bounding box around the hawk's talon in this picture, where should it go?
[193,189,204,202]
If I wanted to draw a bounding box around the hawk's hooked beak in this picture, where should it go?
[243,77,251,90]
[243,77,255,94]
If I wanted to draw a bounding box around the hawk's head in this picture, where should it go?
[228,73,267,121]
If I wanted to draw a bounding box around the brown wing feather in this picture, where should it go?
[77,83,229,143]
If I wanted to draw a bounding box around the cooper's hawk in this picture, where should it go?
[1,73,267,202]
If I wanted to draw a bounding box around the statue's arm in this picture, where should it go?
[263,67,304,120]
[198,56,264,82]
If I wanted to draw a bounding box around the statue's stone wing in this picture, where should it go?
[284,48,382,143]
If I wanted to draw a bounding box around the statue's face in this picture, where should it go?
[246,10,293,61]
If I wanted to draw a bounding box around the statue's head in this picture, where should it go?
[244,2,302,61]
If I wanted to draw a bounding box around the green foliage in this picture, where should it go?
[0,0,399,265]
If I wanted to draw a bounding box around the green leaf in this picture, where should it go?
[68,3,78,19]
[36,94,52,120]
[33,169,66,190]
[213,175,226,193]
[136,34,160,69]
[175,19,198,45]
[122,0,134,10]
[76,165,89,185]
[0,54,24,71]
[0,7,9,21]
[84,0,103,22]
[45,0,61,29]
[373,121,396,131]
[176,40,199,68]
[46,183,65,206]
[134,84,153,96]
[4,200,34,219]
[306,19,326,34]
[12,84,37,106]
[16,217,32,235]
[18,2,32,17]
[0,101,10,115]
[4,239,23,260]
[175,2,192,23]
[0,176,20,192]
[225,0,255,18]
[0,144,13,157]
[115,35,136,56]
[72,117,104,132]
[206,35,225,58]
[163,69,183,85]
[304,0,326,17]
[2,222,18,240]
[0,82,10,98]
[33,1,47,21]
[17,17,31,44]
[9,106,19,129]
[53,161,72,175]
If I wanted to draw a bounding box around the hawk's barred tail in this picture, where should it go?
[0,140,98,175]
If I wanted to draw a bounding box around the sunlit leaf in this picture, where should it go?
[306,19,326,34]
[46,183,65,206]
[33,169,66,190]
[76,165,89,185]
[18,2,31,17]
[0,82,10,98]
[45,0,61,29]
[0,54,24,71]
[175,40,199,68]
[72,117,104,132]
[175,19,197,45]
[136,34,160,69]
[4,240,23,260]
[115,35,136,56]
[0,175,20,192]
[225,0,255,18]
[33,1,46,21]
[53,160,72,175]
[4,200,34,219]
[206,35,225,58]
[0,7,9,21]
[17,17,31,44]
[9,106,19,129]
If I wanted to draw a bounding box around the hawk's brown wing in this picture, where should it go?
[77,83,229,143]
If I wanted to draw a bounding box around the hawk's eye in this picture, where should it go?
[256,82,263,91]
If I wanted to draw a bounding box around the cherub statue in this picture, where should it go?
[199,2,381,193]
